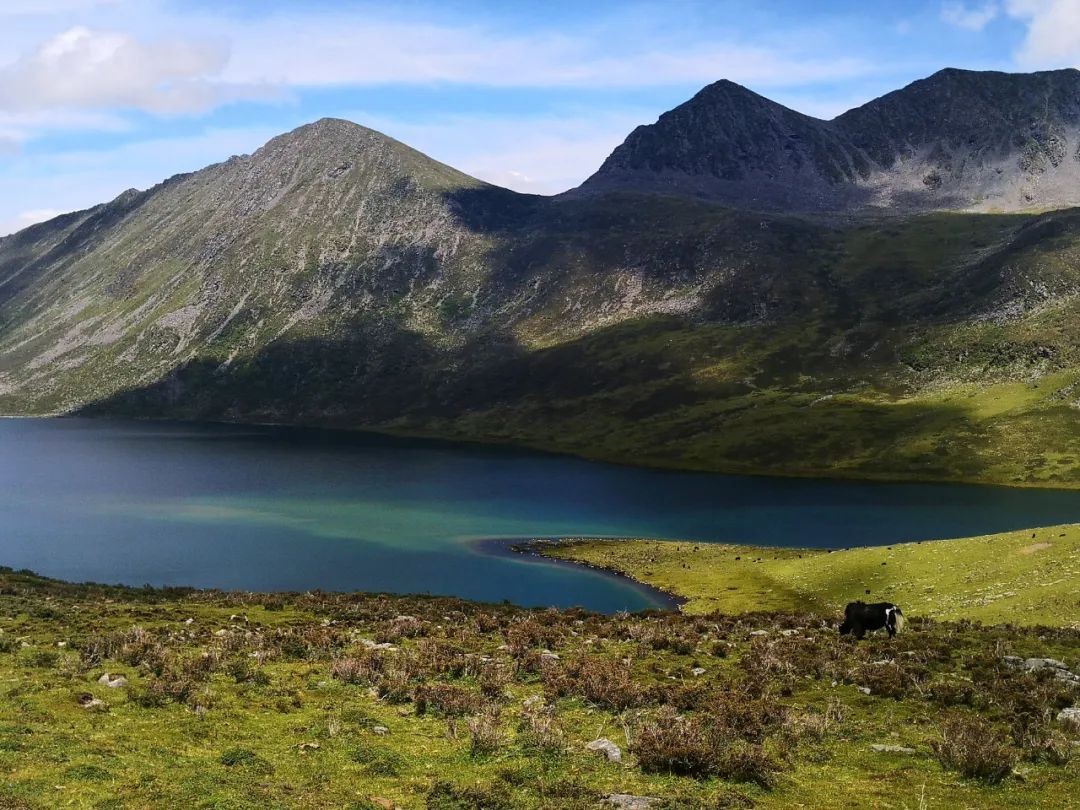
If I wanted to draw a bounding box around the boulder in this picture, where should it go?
[1058,707,1080,733]
[76,693,107,712]
[586,738,622,763]
[605,795,656,809]
[1003,655,1080,685]
[97,673,128,689]
[372,725,390,736]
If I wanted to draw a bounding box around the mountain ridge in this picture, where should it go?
[7,69,1080,487]
[580,67,1080,213]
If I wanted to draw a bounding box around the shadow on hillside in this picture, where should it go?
[75,315,993,483]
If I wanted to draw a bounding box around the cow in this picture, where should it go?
[839,601,905,640]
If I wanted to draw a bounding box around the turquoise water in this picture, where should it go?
[4,418,1080,612]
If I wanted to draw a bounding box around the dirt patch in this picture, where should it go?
[1017,542,1052,555]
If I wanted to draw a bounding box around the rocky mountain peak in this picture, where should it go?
[578,68,1080,213]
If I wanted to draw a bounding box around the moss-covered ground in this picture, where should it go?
[1,561,1079,809]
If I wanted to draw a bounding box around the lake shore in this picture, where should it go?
[535,529,1080,626]
[471,536,687,612]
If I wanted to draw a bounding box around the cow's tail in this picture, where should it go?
[893,607,906,635]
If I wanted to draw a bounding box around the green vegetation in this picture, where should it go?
[540,523,1080,624]
[1,561,1079,808]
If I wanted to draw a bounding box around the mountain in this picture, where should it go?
[6,74,1080,488]
[579,68,1080,213]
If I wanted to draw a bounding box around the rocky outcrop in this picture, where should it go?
[579,68,1080,213]
[1002,656,1080,685]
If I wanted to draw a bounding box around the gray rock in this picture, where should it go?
[77,693,107,712]
[586,738,622,763]
[605,794,656,809]
[690,667,706,676]
[372,726,389,736]
[1003,656,1079,684]
[1024,657,1069,671]
[1057,707,1080,732]
[97,673,128,689]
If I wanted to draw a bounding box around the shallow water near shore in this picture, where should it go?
[5,417,1080,612]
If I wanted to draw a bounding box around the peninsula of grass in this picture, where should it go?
[1,559,1079,809]
[538,523,1080,626]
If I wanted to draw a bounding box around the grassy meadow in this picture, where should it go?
[540,523,1080,625]
[1,539,1079,809]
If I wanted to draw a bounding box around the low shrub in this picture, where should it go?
[632,706,719,778]
[516,699,565,754]
[933,715,1017,783]
[542,655,642,710]
[632,705,785,785]
[425,780,513,810]
[414,683,486,717]
[350,743,406,776]
[467,706,504,758]
[218,748,273,774]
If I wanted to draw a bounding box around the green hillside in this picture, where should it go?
[540,524,1080,624]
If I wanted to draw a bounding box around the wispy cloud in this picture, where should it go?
[220,13,871,90]
[942,2,1001,31]
[0,26,282,115]
[1007,0,1080,67]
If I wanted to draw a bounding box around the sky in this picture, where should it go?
[0,0,1079,235]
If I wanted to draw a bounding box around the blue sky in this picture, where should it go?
[0,0,1076,235]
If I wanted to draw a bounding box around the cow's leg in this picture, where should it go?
[853,625,865,640]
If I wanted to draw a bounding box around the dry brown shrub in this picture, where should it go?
[933,715,1017,783]
[542,655,642,710]
[467,706,504,758]
[414,683,486,717]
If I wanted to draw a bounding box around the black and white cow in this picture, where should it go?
[838,601,904,640]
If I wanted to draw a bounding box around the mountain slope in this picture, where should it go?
[579,68,1080,213]
[6,83,1080,487]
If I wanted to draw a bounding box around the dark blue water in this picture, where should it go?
[4,417,1080,612]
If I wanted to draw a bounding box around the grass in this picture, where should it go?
[0,561,1079,808]
[540,523,1080,625]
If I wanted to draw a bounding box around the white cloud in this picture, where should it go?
[218,14,870,90]
[0,26,281,115]
[942,2,1001,30]
[1007,0,1080,66]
